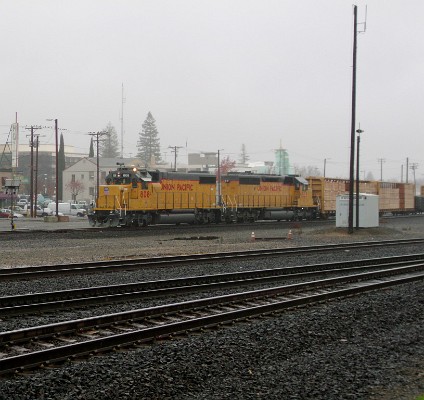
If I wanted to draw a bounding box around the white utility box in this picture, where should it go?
[336,194,379,228]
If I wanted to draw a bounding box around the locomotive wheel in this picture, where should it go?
[97,217,109,227]
[88,217,97,227]
[109,217,120,227]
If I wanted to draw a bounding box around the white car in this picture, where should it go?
[23,205,53,217]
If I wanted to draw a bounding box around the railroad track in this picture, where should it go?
[2,253,424,317]
[0,259,422,376]
[1,238,424,281]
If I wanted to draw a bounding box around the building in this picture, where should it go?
[62,157,143,203]
[187,153,218,171]
[0,143,86,198]
[274,147,290,175]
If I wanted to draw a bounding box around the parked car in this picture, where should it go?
[23,205,53,217]
[0,209,24,218]
[7,206,25,213]
[48,202,87,217]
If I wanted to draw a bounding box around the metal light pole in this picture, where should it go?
[54,119,59,217]
[323,158,331,177]
[47,119,59,217]
[356,127,363,229]
[216,149,224,207]
[348,5,358,234]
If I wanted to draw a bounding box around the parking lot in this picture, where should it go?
[0,216,90,232]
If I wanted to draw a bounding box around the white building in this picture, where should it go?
[62,157,142,203]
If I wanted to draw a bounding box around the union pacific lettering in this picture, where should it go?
[161,182,194,191]
[256,185,282,192]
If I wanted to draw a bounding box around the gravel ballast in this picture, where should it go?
[0,217,423,399]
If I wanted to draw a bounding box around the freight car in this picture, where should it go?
[307,177,417,218]
[88,165,318,227]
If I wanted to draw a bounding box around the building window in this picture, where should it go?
[81,174,84,180]
[89,171,95,180]
[89,187,94,196]
[71,174,76,182]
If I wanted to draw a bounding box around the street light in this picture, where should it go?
[356,127,364,229]
[216,149,224,207]
[323,158,331,177]
[47,119,59,217]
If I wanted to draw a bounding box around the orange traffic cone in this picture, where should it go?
[251,232,256,241]
[287,230,292,240]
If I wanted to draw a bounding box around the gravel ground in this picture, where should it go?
[0,217,423,399]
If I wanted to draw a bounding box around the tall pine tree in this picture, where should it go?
[239,143,249,164]
[100,122,119,158]
[137,112,161,167]
[89,137,94,158]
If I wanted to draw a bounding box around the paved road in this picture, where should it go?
[0,216,90,232]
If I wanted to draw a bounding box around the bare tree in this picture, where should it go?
[220,156,236,175]
[65,180,85,202]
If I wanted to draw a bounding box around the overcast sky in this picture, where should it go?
[1,1,423,181]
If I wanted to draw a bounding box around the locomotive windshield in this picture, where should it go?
[105,168,152,186]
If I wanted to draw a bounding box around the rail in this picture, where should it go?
[0,263,422,376]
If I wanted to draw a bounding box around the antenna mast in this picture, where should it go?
[120,83,125,158]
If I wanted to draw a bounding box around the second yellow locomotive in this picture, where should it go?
[88,164,317,227]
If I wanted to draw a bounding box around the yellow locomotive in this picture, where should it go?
[88,165,318,227]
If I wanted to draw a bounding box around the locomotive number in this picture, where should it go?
[140,191,151,199]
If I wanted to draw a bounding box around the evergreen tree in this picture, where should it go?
[89,137,94,158]
[100,122,119,158]
[58,133,65,201]
[239,143,249,164]
[137,112,161,167]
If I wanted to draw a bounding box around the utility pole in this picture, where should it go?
[25,126,41,217]
[348,5,366,234]
[378,158,385,181]
[34,135,39,211]
[406,157,409,183]
[46,119,59,217]
[348,5,358,234]
[168,145,183,171]
[89,131,108,202]
[410,163,419,185]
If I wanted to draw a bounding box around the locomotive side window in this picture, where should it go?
[199,176,216,184]
[262,177,282,183]
[239,177,261,185]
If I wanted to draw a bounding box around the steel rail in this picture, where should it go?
[0,264,423,376]
[1,238,424,281]
[2,253,424,317]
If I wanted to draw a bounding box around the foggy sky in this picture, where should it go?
[1,0,423,182]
